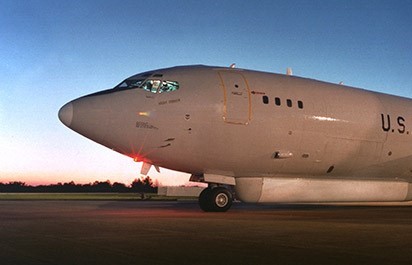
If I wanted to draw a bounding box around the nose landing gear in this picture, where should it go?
[198,186,233,212]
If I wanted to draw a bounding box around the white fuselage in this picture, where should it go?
[59,65,412,203]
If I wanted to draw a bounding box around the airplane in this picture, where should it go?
[59,64,412,212]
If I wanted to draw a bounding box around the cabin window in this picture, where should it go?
[262,96,269,104]
[298,100,303,109]
[275,97,281,106]
[286,99,292,107]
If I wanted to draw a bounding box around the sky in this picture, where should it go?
[1,0,412,186]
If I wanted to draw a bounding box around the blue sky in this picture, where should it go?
[1,0,412,185]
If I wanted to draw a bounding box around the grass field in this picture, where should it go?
[0,193,196,201]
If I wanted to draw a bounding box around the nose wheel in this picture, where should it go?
[198,187,233,212]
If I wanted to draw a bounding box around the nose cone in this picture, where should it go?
[58,96,111,144]
[58,102,73,127]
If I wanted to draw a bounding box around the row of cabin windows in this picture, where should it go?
[262,96,303,109]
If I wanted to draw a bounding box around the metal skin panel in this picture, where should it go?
[407,184,412,200]
[235,177,411,203]
[60,65,412,203]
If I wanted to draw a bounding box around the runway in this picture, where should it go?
[1,200,412,265]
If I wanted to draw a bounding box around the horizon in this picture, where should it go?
[0,176,205,188]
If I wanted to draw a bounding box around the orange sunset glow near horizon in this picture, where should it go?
[1,143,193,187]
[0,134,190,186]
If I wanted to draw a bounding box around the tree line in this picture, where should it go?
[0,176,157,193]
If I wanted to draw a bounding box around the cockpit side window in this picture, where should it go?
[141,79,162,93]
[158,80,179,93]
[116,76,179,94]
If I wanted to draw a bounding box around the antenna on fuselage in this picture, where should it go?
[286,67,293,76]
[229,63,236,68]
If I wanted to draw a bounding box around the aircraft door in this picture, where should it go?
[218,71,251,124]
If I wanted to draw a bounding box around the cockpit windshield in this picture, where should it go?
[117,79,145,89]
[116,78,179,94]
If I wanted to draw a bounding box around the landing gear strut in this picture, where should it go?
[198,186,233,212]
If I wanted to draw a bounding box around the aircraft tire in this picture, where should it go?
[209,187,233,212]
[198,188,212,212]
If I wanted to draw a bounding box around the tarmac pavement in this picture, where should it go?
[1,200,412,265]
